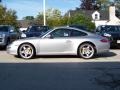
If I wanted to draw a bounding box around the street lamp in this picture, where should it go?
[43,0,46,26]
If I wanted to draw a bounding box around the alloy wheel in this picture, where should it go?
[79,43,95,59]
[19,44,34,59]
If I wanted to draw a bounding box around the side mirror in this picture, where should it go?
[45,34,53,39]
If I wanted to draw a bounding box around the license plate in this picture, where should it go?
[117,40,120,43]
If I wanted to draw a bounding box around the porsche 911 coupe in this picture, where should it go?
[7,27,110,59]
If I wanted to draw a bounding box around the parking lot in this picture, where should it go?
[0,49,120,90]
[0,48,120,63]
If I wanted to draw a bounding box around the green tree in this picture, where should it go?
[80,0,93,10]
[97,0,110,10]
[45,8,61,19]
[69,13,95,31]
[111,0,120,18]
[114,0,120,11]
[0,5,18,29]
[35,12,43,25]
[23,16,34,20]
[36,8,62,27]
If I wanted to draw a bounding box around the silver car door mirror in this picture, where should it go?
[45,34,51,38]
[45,34,54,39]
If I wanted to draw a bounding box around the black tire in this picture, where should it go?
[18,43,35,59]
[78,43,95,59]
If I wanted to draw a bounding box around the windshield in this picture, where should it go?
[0,26,9,32]
[26,26,49,32]
[39,29,52,37]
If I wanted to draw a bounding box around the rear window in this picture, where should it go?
[27,26,49,32]
[71,30,87,37]
[97,26,120,33]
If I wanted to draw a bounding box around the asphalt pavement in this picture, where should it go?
[0,49,120,90]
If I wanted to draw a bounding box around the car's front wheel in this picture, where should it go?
[78,43,95,59]
[18,43,35,59]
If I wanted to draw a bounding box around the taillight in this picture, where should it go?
[100,38,109,43]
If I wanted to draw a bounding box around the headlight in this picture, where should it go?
[2,34,5,37]
[21,33,26,38]
[0,34,5,37]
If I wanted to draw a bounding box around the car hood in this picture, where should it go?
[0,32,8,35]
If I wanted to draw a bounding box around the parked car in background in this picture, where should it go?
[23,25,49,38]
[95,25,120,46]
[0,25,20,47]
[18,30,27,39]
[7,27,110,59]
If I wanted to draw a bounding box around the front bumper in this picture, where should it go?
[7,44,18,55]
[0,38,7,46]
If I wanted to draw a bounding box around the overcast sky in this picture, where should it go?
[2,0,80,20]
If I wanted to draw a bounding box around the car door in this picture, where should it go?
[39,28,73,54]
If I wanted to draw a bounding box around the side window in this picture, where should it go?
[30,27,37,32]
[71,30,87,37]
[96,26,101,32]
[38,27,48,33]
[95,14,98,20]
[106,26,115,32]
[50,29,70,38]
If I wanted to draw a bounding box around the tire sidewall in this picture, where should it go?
[18,43,35,59]
[78,43,95,59]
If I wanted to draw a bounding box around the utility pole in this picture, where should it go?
[0,0,2,4]
[67,11,71,26]
[43,0,46,26]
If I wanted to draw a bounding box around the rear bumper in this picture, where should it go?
[0,42,7,47]
[96,43,110,54]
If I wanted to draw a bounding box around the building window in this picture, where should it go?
[95,14,98,20]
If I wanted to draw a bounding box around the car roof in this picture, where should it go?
[53,26,93,35]
[69,25,87,30]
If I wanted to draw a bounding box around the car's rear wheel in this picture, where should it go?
[78,43,95,59]
[18,43,35,59]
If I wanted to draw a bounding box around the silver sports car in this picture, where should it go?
[7,27,110,59]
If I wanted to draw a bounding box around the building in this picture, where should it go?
[70,5,120,27]
[92,6,120,27]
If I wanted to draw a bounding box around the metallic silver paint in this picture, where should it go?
[7,27,110,58]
